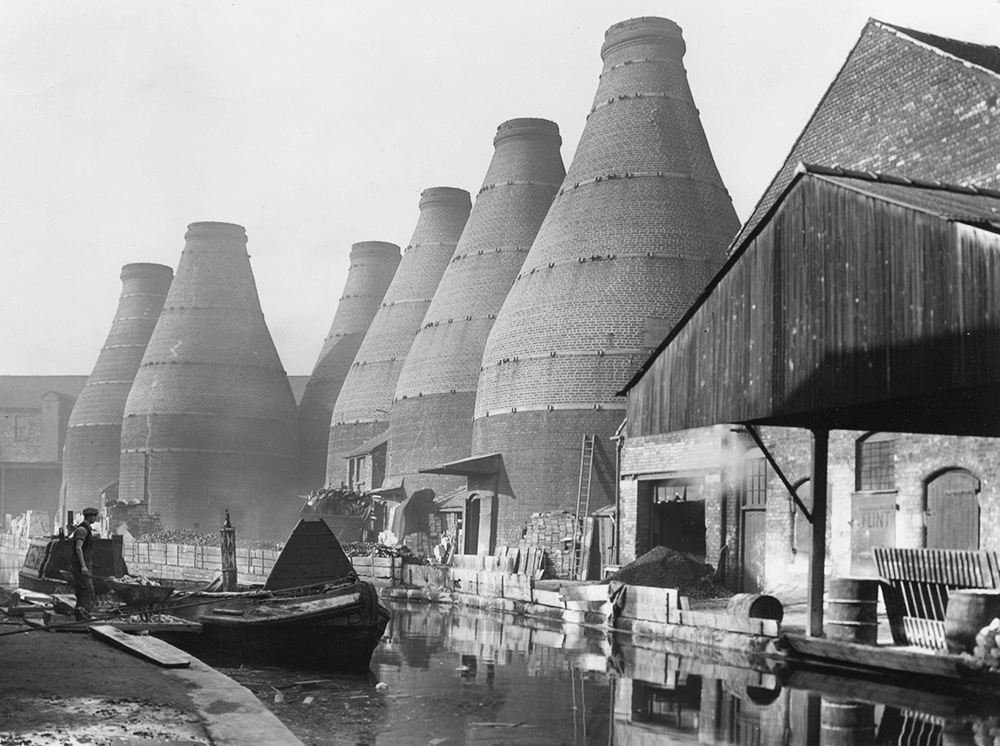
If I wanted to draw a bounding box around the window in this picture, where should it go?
[743,456,768,508]
[14,415,29,441]
[857,433,895,491]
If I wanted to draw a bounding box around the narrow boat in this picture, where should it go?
[18,533,126,594]
[166,516,391,671]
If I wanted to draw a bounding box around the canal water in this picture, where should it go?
[212,601,1000,746]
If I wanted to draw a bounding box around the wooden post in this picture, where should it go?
[808,429,829,637]
[221,510,237,592]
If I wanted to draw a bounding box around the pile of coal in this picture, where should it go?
[135,528,283,551]
[301,487,369,516]
[342,541,421,564]
[609,546,730,599]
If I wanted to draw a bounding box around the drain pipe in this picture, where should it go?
[612,418,627,566]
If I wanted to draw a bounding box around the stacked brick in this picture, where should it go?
[473,17,740,547]
[119,222,299,539]
[518,511,578,578]
[61,263,173,518]
[326,188,471,486]
[297,241,400,492]
[387,119,565,495]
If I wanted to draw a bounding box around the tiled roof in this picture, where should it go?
[881,21,1000,74]
[0,376,86,409]
[733,19,1000,248]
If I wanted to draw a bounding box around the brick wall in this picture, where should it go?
[0,410,41,462]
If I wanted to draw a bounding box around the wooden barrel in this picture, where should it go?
[826,577,879,645]
[820,699,875,746]
[727,593,784,622]
[944,589,1000,654]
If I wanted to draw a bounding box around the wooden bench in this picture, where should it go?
[874,547,1000,649]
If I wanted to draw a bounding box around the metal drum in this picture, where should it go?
[826,577,879,644]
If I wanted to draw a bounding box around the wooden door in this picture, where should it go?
[926,470,980,549]
[464,497,480,555]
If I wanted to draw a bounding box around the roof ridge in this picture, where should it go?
[796,162,1000,201]
[873,19,1000,77]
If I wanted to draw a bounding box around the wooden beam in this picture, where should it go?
[809,429,829,637]
[744,424,811,522]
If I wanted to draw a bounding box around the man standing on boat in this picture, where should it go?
[71,507,99,621]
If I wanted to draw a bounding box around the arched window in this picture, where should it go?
[856,432,895,491]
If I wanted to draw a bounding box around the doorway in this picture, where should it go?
[925,469,980,549]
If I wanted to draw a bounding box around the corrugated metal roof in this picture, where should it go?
[0,376,86,409]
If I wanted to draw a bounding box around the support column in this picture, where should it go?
[808,429,829,637]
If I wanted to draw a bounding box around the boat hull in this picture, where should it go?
[169,579,390,671]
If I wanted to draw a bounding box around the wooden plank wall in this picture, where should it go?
[627,176,1000,436]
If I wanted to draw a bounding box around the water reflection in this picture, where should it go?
[0,548,20,588]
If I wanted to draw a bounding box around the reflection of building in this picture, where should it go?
[619,22,1000,593]
[0,377,83,527]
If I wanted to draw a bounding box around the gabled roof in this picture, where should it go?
[0,376,87,409]
[733,19,1000,249]
[621,164,1000,397]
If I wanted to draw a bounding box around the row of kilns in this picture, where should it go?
[61,15,740,552]
[325,187,472,483]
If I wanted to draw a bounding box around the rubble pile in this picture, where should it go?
[134,529,283,551]
[609,546,731,599]
[974,618,1000,669]
[343,541,422,565]
[301,487,369,517]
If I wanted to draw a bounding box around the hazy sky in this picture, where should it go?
[3,1,999,376]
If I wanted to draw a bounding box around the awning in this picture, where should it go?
[419,453,502,477]
[343,431,389,459]
[367,476,405,500]
[433,487,468,511]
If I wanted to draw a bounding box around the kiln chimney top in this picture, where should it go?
[419,187,472,210]
[494,118,562,147]
[602,16,685,60]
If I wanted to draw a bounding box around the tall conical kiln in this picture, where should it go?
[387,119,565,496]
[61,263,173,518]
[326,188,471,488]
[473,17,741,546]
[297,241,400,492]
[119,222,299,538]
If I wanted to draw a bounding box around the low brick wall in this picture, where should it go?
[122,542,277,586]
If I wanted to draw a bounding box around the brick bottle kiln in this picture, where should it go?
[297,241,400,492]
[386,119,565,497]
[473,17,741,548]
[118,222,299,539]
[61,262,173,518]
[326,188,471,488]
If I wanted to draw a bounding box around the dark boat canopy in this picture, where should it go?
[622,164,1000,438]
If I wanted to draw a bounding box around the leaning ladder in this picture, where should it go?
[572,434,596,579]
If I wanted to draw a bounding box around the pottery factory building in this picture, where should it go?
[618,20,1000,602]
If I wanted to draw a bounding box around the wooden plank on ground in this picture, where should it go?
[503,574,533,602]
[782,634,963,679]
[678,609,779,637]
[620,586,673,625]
[89,624,191,668]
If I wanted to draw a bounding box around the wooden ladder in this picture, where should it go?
[572,434,596,579]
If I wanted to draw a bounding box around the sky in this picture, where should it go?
[3,0,999,376]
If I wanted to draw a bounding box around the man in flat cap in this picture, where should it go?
[70,507,100,621]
